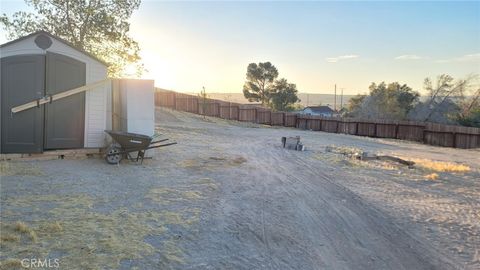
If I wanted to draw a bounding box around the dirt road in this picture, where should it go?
[1,108,478,269]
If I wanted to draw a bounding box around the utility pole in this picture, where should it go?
[334,84,337,111]
[340,88,344,110]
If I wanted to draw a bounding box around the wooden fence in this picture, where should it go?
[155,88,480,149]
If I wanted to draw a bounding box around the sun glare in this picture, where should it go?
[123,63,138,78]
[140,51,178,89]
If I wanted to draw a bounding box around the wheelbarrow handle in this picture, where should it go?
[146,142,177,150]
[150,138,169,144]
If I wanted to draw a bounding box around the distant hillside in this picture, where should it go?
[207,93,355,109]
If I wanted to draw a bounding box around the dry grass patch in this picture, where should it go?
[0,258,23,270]
[410,158,470,173]
[14,221,29,233]
[146,178,218,205]
[0,162,43,176]
[316,151,400,171]
[1,193,202,269]
[146,187,203,205]
[179,155,247,170]
[41,221,63,232]
[160,240,185,265]
[325,145,363,156]
[425,173,439,180]
[13,221,37,242]
[0,233,20,243]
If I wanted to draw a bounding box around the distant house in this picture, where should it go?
[302,106,335,117]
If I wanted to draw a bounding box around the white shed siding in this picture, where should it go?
[118,79,155,136]
[0,33,109,148]
[84,62,109,147]
[0,37,44,56]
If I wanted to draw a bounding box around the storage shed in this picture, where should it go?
[0,31,110,153]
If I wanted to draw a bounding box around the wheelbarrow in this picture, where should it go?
[104,130,177,164]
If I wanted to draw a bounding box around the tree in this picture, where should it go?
[421,74,474,121]
[1,0,143,77]
[347,82,419,120]
[408,74,478,124]
[368,82,419,119]
[408,99,460,124]
[455,77,480,126]
[270,78,300,111]
[242,62,278,105]
[457,107,480,127]
[346,94,366,117]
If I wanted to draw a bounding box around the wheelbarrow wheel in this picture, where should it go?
[105,145,123,164]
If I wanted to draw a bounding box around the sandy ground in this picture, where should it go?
[1,107,479,270]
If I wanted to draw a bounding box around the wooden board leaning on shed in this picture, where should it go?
[11,79,110,114]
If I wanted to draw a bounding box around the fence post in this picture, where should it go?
[173,93,177,110]
[238,107,241,121]
[395,124,399,139]
[452,132,457,148]
[336,120,339,133]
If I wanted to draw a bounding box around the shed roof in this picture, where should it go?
[304,106,334,114]
[0,30,108,66]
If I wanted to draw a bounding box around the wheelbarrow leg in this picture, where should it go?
[137,150,145,164]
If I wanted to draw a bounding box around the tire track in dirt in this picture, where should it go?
[260,185,274,270]
[154,108,467,269]
[294,151,462,269]
[236,136,459,269]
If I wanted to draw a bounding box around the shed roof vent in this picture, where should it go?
[34,34,52,50]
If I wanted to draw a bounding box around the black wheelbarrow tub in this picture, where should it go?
[105,130,152,150]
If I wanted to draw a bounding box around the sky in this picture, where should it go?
[1,1,479,95]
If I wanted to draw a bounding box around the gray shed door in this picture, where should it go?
[44,52,86,149]
[1,55,45,153]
